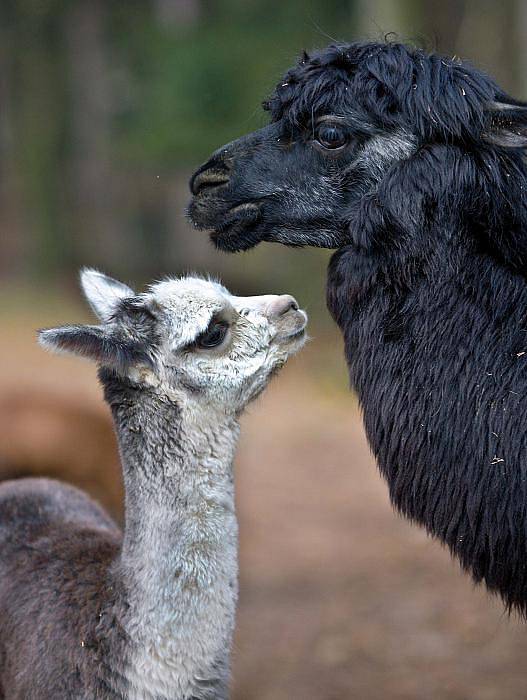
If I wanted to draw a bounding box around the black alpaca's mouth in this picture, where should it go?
[211,203,262,246]
[188,197,265,252]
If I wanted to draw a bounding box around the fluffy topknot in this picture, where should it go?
[264,41,525,144]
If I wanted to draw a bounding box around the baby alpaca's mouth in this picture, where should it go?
[283,323,307,341]
[288,327,307,340]
[273,310,308,345]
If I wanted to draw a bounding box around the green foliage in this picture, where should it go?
[2,0,356,280]
[111,0,354,165]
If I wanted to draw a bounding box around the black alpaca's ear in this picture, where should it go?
[483,101,527,148]
[38,325,151,374]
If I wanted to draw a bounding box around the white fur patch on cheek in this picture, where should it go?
[358,130,416,179]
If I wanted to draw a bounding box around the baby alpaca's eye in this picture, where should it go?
[195,320,229,349]
[314,123,348,150]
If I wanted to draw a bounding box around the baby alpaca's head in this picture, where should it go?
[39,269,307,412]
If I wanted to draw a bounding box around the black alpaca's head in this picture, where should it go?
[188,41,527,265]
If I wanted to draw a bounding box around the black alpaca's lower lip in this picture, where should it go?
[187,194,266,251]
[210,204,265,251]
[212,203,259,234]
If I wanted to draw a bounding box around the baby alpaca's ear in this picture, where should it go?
[38,325,151,374]
[80,268,135,322]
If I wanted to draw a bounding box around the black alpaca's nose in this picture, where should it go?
[190,153,232,196]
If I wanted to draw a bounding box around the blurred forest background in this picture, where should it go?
[3,0,527,302]
[4,2,527,699]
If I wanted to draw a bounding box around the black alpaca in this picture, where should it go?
[189,41,527,614]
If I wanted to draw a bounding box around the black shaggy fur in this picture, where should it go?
[189,41,527,615]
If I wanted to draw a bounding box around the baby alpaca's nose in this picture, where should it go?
[266,295,299,318]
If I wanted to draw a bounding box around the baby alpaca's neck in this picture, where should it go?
[103,373,239,700]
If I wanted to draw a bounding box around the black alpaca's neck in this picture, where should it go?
[328,225,527,615]
[100,371,239,700]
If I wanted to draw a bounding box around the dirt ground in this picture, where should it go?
[234,369,527,700]
[2,301,527,700]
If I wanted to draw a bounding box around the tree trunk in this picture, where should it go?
[65,0,124,270]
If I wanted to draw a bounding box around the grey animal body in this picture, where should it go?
[0,270,307,699]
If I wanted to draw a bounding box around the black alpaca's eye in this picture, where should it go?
[195,320,229,349]
[315,123,348,150]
